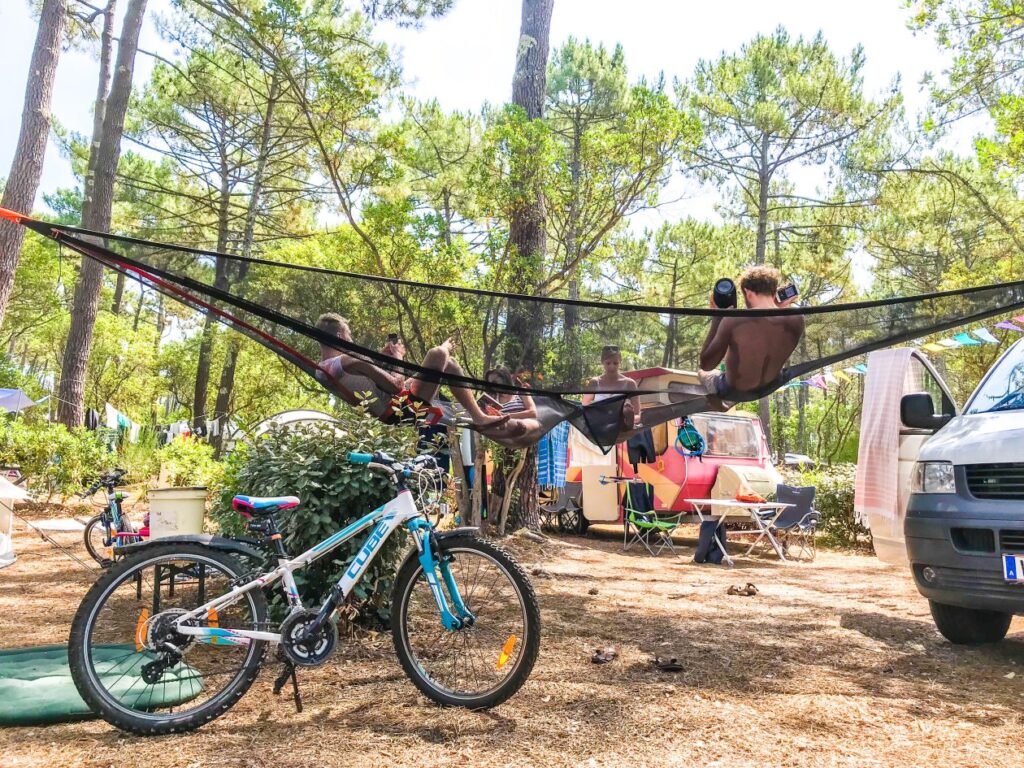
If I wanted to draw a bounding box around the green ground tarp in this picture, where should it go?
[0,644,203,727]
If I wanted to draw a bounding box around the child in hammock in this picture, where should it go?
[314,313,520,434]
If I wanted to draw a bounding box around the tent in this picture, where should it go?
[0,389,37,414]
[0,475,30,569]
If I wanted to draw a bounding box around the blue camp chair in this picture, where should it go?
[758,484,820,561]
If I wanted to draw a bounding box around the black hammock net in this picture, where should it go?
[12,210,1024,451]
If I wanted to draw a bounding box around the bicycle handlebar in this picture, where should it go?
[347,451,442,479]
[80,468,129,497]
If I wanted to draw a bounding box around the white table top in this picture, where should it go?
[683,499,793,510]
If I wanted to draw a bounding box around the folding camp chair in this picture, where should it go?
[757,485,820,561]
[613,477,682,556]
[538,482,583,534]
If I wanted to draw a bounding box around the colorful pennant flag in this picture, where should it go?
[938,338,961,348]
[808,374,828,390]
[923,343,947,353]
[854,363,868,374]
[973,328,999,344]
[824,372,838,385]
[834,370,852,383]
[996,321,1024,332]
[953,332,982,346]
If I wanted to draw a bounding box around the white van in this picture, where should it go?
[899,338,1024,644]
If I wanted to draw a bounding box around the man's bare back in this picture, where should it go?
[715,314,805,391]
[700,306,805,395]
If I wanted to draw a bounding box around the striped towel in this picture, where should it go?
[537,421,570,488]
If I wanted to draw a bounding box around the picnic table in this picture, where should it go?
[683,498,794,566]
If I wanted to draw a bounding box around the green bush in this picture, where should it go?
[117,432,162,485]
[784,462,871,550]
[211,412,418,626]
[158,437,222,488]
[0,420,108,498]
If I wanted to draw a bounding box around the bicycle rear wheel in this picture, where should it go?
[83,515,113,566]
[69,543,268,735]
[391,533,540,708]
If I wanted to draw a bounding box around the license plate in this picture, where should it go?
[1003,554,1024,582]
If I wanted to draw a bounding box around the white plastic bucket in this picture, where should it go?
[148,487,208,539]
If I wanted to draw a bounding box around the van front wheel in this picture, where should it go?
[929,600,1012,645]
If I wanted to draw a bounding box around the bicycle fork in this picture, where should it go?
[407,520,475,631]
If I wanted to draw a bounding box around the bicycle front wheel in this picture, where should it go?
[69,543,268,735]
[391,533,540,709]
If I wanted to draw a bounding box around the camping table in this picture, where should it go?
[683,499,793,566]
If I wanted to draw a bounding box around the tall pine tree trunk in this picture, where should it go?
[192,167,232,433]
[211,72,279,453]
[501,0,553,533]
[754,198,775,451]
[0,0,68,329]
[57,0,148,427]
[88,1,121,315]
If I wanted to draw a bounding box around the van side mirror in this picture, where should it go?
[900,393,953,430]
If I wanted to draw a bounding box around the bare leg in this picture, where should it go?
[408,346,509,427]
[406,346,447,403]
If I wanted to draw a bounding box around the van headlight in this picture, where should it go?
[912,462,956,494]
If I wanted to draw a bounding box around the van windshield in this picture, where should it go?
[689,414,760,458]
[966,342,1024,414]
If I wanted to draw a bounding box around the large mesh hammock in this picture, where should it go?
[9,208,1024,451]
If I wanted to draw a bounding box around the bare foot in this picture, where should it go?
[474,412,511,430]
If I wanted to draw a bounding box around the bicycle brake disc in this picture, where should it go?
[279,609,338,667]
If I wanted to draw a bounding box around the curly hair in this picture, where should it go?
[739,265,780,297]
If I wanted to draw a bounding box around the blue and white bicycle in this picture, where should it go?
[68,451,541,735]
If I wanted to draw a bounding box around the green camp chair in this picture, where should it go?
[606,476,683,556]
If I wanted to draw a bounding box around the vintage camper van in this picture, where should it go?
[567,367,781,528]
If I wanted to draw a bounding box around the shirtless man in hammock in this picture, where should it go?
[314,313,517,433]
[698,265,804,410]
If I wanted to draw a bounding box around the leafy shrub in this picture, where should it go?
[0,420,107,498]
[211,412,418,626]
[117,432,161,484]
[158,437,222,488]
[784,462,871,550]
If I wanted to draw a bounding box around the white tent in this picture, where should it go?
[0,476,30,569]
[224,409,344,452]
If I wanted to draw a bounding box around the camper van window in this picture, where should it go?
[905,357,948,418]
[966,342,1024,414]
[689,414,759,458]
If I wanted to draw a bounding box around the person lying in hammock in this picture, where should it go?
[697,266,804,411]
[314,313,520,434]
[482,366,541,425]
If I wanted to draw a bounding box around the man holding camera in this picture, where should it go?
[698,265,804,411]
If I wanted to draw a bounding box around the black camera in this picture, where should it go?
[712,278,737,309]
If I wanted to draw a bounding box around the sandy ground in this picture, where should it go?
[2,508,1023,768]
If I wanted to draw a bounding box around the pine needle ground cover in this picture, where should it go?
[1,517,1021,767]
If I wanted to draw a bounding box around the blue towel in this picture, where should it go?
[537,421,569,488]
